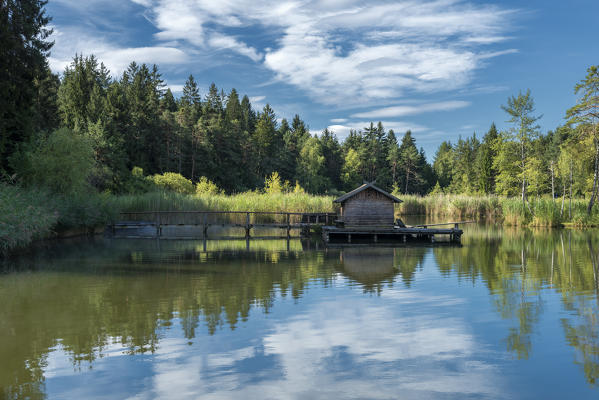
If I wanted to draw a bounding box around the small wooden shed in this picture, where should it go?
[334,182,402,228]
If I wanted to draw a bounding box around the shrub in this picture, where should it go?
[150,172,194,194]
[196,176,223,195]
[17,127,95,194]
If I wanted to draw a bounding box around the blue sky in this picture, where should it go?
[46,0,599,158]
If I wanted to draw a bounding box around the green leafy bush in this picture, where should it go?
[196,176,223,195]
[17,128,95,194]
[150,172,194,194]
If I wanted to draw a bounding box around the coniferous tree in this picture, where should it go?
[0,0,53,172]
[253,104,278,179]
[181,75,201,108]
[319,128,343,190]
[451,134,480,194]
[397,130,423,194]
[475,123,498,194]
[386,130,400,188]
[433,141,453,190]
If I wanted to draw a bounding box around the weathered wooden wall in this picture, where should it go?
[340,188,395,227]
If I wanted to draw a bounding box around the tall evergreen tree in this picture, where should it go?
[181,75,201,108]
[397,130,423,194]
[433,141,454,189]
[386,130,400,188]
[0,0,53,172]
[319,128,343,190]
[475,123,498,194]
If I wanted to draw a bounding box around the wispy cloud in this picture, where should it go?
[127,0,517,107]
[48,26,188,76]
[351,100,470,119]
[325,120,430,140]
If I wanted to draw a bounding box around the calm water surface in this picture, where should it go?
[1,224,599,399]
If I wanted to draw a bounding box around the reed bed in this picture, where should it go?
[111,191,336,214]
[396,194,598,227]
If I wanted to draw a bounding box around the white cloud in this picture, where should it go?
[129,0,517,107]
[208,33,263,62]
[351,100,470,118]
[249,95,266,103]
[48,26,188,76]
[330,118,347,123]
[326,120,430,140]
[166,83,185,93]
[118,293,503,399]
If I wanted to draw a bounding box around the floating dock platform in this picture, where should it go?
[322,223,463,245]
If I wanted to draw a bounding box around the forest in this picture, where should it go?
[1,0,599,254]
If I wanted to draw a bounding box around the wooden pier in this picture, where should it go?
[322,223,463,245]
[110,211,336,239]
[109,183,467,244]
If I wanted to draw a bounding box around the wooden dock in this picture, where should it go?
[322,223,463,244]
[110,211,336,239]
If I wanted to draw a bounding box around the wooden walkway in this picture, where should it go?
[322,223,464,244]
[111,211,336,239]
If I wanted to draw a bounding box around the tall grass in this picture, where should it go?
[397,194,503,220]
[397,194,598,227]
[111,191,336,214]
[1,184,117,255]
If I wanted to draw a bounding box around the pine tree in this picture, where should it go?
[433,141,453,189]
[386,130,400,187]
[0,0,53,171]
[319,128,343,190]
[398,130,422,194]
[475,123,498,194]
[181,75,201,108]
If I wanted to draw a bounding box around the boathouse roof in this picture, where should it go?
[333,181,403,203]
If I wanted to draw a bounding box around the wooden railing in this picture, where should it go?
[115,211,337,238]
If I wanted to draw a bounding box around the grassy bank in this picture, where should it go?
[396,194,599,227]
[0,184,117,255]
[1,188,335,255]
[4,186,598,256]
[112,191,336,214]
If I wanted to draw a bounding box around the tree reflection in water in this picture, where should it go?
[1,228,599,398]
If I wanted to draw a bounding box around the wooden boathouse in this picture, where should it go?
[334,181,402,228]
[323,182,463,244]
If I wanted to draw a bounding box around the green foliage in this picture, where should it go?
[196,176,223,195]
[297,136,329,193]
[341,148,362,190]
[0,184,57,255]
[17,127,95,194]
[113,190,336,215]
[0,183,116,255]
[264,171,291,194]
[150,172,194,194]
[433,141,453,189]
[0,0,54,172]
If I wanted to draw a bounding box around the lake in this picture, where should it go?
[1,224,599,399]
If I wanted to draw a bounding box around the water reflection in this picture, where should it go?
[1,227,599,398]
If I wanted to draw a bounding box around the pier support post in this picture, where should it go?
[430,235,435,243]
[245,212,251,238]
[374,234,378,243]
[286,213,291,239]
[203,213,208,239]
[156,212,161,238]
[347,233,351,243]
